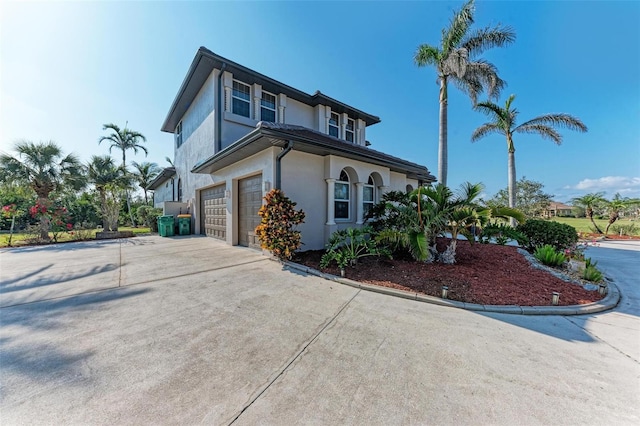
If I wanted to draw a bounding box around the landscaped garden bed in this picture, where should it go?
[292,237,605,307]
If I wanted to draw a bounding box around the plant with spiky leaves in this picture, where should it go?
[572,192,607,234]
[414,0,515,186]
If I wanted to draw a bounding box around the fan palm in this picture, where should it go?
[572,193,606,234]
[0,141,84,240]
[99,123,147,226]
[131,161,160,204]
[414,0,515,186]
[472,94,587,219]
[604,193,630,235]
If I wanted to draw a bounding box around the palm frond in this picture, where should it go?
[471,123,502,142]
[442,0,475,54]
[515,113,588,133]
[461,24,516,56]
[414,44,441,67]
[514,124,563,144]
[463,59,506,100]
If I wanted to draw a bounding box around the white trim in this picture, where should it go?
[232,80,251,118]
[260,90,277,122]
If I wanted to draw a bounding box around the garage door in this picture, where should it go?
[201,185,226,239]
[238,174,262,248]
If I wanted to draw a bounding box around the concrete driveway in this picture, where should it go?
[1,236,638,425]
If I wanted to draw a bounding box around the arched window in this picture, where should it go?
[178,178,183,202]
[363,175,375,217]
[334,169,350,219]
[406,184,414,193]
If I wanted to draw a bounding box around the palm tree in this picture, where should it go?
[98,123,147,226]
[414,0,515,186]
[572,192,606,234]
[131,161,160,204]
[87,155,130,231]
[0,141,84,240]
[472,94,587,220]
[604,193,632,235]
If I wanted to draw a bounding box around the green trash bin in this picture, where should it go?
[157,215,175,237]
[177,214,191,235]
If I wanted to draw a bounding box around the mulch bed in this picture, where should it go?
[292,238,605,306]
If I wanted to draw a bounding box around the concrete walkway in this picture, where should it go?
[1,236,638,425]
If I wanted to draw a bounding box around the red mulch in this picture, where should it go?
[292,238,604,306]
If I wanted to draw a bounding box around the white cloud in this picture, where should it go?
[574,176,640,191]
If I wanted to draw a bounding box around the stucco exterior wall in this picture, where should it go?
[280,151,326,250]
[152,178,175,208]
[284,98,315,129]
[390,171,413,192]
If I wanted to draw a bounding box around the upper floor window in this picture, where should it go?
[346,118,355,143]
[329,112,340,138]
[232,81,251,118]
[261,91,277,122]
[175,121,183,148]
[334,169,350,220]
[363,175,375,217]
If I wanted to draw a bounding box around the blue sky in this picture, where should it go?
[1,0,639,202]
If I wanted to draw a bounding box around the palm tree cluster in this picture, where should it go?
[572,192,640,235]
[415,0,587,210]
[0,123,160,239]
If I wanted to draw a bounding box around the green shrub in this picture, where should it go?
[478,223,527,246]
[583,266,603,282]
[320,226,390,269]
[518,219,578,252]
[534,244,567,267]
[610,223,638,236]
[255,189,305,260]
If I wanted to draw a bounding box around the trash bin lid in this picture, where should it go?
[177,214,191,218]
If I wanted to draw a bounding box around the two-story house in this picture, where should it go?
[160,47,435,250]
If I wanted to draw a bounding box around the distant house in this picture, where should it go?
[543,201,573,218]
[160,47,435,249]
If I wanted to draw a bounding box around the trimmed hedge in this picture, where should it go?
[518,219,578,252]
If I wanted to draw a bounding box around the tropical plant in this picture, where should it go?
[604,193,634,235]
[518,219,578,252]
[0,141,84,240]
[131,161,160,205]
[98,123,148,226]
[87,155,130,231]
[478,223,527,245]
[320,226,389,270]
[582,258,604,283]
[534,245,567,267]
[572,192,607,234]
[414,0,515,186]
[485,177,553,218]
[255,189,305,260]
[472,95,587,219]
[610,222,638,237]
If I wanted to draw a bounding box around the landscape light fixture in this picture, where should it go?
[551,292,560,306]
[598,284,607,295]
[441,286,449,299]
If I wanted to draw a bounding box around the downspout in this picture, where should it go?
[216,63,227,153]
[275,140,294,190]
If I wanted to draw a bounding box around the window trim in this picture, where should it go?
[334,169,350,220]
[175,121,183,148]
[363,175,375,218]
[329,112,340,138]
[260,90,277,122]
[232,80,251,118]
[346,118,355,143]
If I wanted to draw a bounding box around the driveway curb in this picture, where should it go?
[281,260,620,316]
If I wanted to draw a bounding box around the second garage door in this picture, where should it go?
[238,174,262,248]
[201,185,226,239]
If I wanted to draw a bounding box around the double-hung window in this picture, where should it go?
[334,169,350,219]
[232,81,251,118]
[329,112,340,138]
[175,121,183,148]
[363,175,375,217]
[261,91,277,122]
[345,118,355,143]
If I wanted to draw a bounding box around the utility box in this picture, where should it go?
[158,215,175,237]
[177,214,191,235]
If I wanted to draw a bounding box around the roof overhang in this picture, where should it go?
[191,125,435,182]
[147,167,176,190]
[161,47,381,133]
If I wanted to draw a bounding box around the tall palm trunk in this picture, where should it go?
[605,212,618,235]
[121,154,136,227]
[586,207,604,234]
[438,77,448,186]
[36,195,51,241]
[507,135,517,226]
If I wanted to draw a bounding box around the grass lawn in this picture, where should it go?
[549,217,638,234]
[0,226,153,248]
